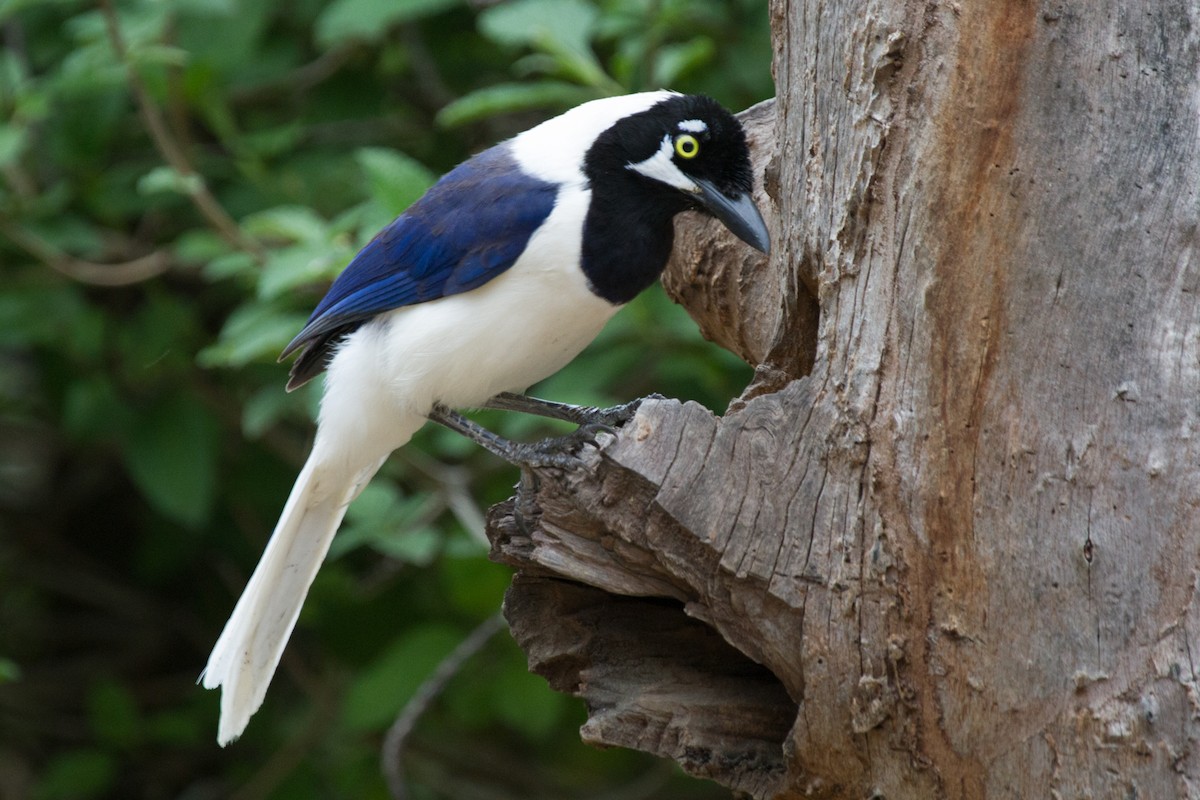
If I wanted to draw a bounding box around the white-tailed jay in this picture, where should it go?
[202,90,770,744]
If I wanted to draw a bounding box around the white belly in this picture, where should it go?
[376,255,618,409]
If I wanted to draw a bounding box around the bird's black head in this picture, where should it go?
[582,94,769,257]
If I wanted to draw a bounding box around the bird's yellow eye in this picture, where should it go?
[674,134,700,159]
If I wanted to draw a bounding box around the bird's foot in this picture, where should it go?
[427,404,612,471]
[506,421,615,470]
[428,405,621,535]
[483,391,662,429]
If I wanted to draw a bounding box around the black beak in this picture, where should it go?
[692,177,771,255]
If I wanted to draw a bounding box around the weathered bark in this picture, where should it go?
[488,1,1200,797]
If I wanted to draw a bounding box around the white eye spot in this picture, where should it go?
[626,134,700,192]
[678,119,708,133]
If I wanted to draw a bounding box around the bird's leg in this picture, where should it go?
[426,404,606,470]
[483,391,660,429]
[428,404,605,533]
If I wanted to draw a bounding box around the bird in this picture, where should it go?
[201,90,770,745]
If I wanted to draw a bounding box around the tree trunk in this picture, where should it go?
[487,1,1200,797]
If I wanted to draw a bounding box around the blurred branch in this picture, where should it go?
[230,45,356,105]
[1,162,37,200]
[0,218,171,286]
[399,448,488,545]
[97,0,265,261]
[382,612,506,800]
[161,17,198,172]
[3,19,39,201]
[1,18,27,65]
[399,24,455,110]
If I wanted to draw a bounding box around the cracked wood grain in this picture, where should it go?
[486,0,1200,797]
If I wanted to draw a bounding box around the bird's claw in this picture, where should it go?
[578,421,617,442]
[582,393,662,429]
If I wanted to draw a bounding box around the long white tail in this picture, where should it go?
[201,452,377,745]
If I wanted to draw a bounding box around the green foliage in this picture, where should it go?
[315,0,463,47]
[122,389,220,527]
[35,750,118,800]
[0,0,769,797]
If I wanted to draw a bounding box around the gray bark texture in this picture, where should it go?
[487,1,1200,797]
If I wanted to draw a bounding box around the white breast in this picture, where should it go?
[382,182,618,406]
[314,183,619,463]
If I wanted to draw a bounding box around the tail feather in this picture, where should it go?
[201,454,376,746]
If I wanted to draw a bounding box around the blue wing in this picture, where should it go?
[282,144,558,389]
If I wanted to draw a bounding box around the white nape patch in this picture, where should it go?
[626,134,699,193]
[678,118,707,133]
[510,91,678,185]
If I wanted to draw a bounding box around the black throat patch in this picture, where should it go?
[579,173,685,305]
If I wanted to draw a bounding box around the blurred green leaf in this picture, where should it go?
[0,123,26,166]
[199,302,309,367]
[439,553,510,617]
[478,0,616,91]
[173,229,230,265]
[257,241,347,300]
[653,37,716,86]
[356,147,437,216]
[122,391,219,527]
[537,33,615,90]
[239,121,305,158]
[0,282,86,348]
[0,657,21,683]
[203,250,259,281]
[35,749,117,800]
[242,383,303,437]
[62,377,130,442]
[0,0,49,23]
[333,481,442,564]
[315,0,460,47]
[54,48,126,93]
[478,0,596,52]
[171,0,236,16]
[116,292,199,377]
[136,165,203,196]
[145,707,205,746]
[342,624,464,731]
[86,680,141,750]
[126,42,190,68]
[491,660,568,739]
[242,205,329,244]
[436,81,599,128]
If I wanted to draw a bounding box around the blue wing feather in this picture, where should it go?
[281,144,558,373]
